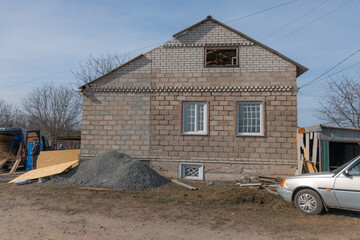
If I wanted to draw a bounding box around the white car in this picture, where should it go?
[277,156,360,215]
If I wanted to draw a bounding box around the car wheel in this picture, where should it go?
[294,189,324,215]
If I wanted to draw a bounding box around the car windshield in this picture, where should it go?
[332,156,360,175]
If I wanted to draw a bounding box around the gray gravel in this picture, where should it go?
[51,150,169,190]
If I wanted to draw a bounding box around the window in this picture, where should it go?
[205,47,238,67]
[349,162,360,176]
[237,102,264,136]
[182,102,207,134]
[179,163,204,180]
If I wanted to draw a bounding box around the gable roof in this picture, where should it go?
[173,16,308,77]
[80,16,308,90]
[79,54,144,90]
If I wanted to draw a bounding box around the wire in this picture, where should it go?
[298,62,360,90]
[299,48,360,90]
[225,0,299,24]
[122,40,169,55]
[0,40,170,91]
[1,69,73,90]
[269,0,354,45]
[260,0,329,41]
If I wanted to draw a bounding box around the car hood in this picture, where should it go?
[286,172,334,180]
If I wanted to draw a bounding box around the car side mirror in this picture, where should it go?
[343,169,350,176]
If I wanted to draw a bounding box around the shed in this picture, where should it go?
[297,125,360,173]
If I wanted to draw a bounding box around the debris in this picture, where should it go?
[13,179,36,186]
[78,187,116,191]
[171,179,197,190]
[51,151,169,191]
[265,187,279,195]
[258,176,282,182]
[237,183,262,187]
[9,160,78,183]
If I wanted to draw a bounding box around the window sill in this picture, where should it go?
[204,65,239,68]
[236,133,265,137]
[181,133,208,136]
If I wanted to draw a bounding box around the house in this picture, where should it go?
[79,16,308,181]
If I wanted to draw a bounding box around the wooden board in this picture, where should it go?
[9,160,78,183]
[0,158,8,168]
[37,149,80,168]
[8,143,22,175]
[9,159,21,175]
[312,133,319,165]
[303,160,318,173]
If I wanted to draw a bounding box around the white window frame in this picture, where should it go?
[181,102,208,135]
[236,102,264,136]
[179,163,204,180]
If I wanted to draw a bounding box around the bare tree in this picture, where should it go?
[22,83,82,143]
[72,52,128,85]
[317,74,360,128]
[0,100,26,128]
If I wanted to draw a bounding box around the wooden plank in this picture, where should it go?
[9,159,21,175]
[9,143,22,175]
[9,160,78,183]
[305,133,310,161]
[297,133,304,175]
[303,161,317,173]
[37,149,80,168]
[296,133,303,167]
[312,133,319,165]
[0,158,8,168]
[171,179,197,190]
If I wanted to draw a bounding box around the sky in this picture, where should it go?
[0,0,359,127]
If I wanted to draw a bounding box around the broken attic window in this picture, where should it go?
[205,48,238,67]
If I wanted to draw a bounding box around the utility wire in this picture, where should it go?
[298,61,360,90]
[225,0,299,23]
[1,69,73,90]
[0,0,333,90]
[299,48,360,90]
[269,0,354,45]
[261,0,329,41]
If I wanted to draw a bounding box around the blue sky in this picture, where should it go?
[0,0,359,127]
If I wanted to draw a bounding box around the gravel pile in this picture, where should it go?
[51,150,169,190]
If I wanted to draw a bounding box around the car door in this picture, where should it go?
[334,160,360,210]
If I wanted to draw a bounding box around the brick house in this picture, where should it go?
[79,16,308,181]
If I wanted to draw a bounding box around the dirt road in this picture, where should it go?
[1,179,359,240]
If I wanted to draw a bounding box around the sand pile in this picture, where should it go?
[52,151,169,190]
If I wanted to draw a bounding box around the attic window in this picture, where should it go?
[205,47,238,67]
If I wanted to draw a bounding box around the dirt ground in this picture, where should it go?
[1,173,360,240]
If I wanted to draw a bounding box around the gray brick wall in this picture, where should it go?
[80,18,301,180]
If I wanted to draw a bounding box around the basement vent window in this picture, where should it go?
[205,47,238,67]
[180,163,204,180]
